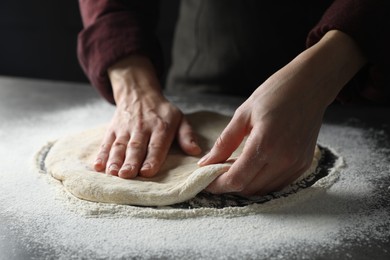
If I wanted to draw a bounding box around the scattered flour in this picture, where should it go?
[1,99,389,259]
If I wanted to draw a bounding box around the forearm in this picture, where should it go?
[77,0,162,104]
[306,0,390,104]
[281,30,366,107]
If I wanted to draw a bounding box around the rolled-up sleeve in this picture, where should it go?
[77,0,162,104]
[306,0,390,104]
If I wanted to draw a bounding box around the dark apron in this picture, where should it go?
[166,0,332,97]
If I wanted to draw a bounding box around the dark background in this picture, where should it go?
[0,0,180,83]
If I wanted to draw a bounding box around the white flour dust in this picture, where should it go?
[1,100,389,259]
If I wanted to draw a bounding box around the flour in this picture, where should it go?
[1,99,389,259]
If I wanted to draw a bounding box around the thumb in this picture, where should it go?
[198,115,247,166]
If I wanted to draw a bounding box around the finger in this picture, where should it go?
[106,134,130,175]
[205,135,267,194]
[94,133,115,172]
[177,117,202,156]
[118,131,149,179]
[198,114,248,166]
[139,121,173,178]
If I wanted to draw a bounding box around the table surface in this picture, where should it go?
[0,76,389,259]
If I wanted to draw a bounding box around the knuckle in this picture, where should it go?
[148,142,164,151]
[134,120,145,132]
[155,119,169,132]
[98,150,109,158]
[100,143,112,153]
[113,140,127,149]
[128,140,144,149]
[214,136,228,149]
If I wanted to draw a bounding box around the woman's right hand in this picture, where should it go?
[94,54,201,178]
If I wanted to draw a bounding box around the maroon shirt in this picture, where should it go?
[77,0,390,105]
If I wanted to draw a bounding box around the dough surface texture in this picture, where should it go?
[45,112,321,206]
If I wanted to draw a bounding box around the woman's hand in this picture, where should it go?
[94,54,201,178]
[198,30,366,196]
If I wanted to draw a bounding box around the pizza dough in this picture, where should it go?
[45,112,321,206]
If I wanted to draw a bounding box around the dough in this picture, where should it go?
[45,112,321,206]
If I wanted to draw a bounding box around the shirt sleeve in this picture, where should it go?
[306,0,390,104]
[77,0,162,104]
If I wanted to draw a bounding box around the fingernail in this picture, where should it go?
[141,163,151,171]
[94,158,102,166]
[108,164,119,174]
[198,153,210,165]
[140,163,153,177]
[119,165,132,174]
[191,140,200,148]
[122,165,134,171]
[190,140,201,152]
[119,165,136,178]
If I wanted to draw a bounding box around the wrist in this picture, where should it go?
[293,30,366,106]
[108,54,163,105]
